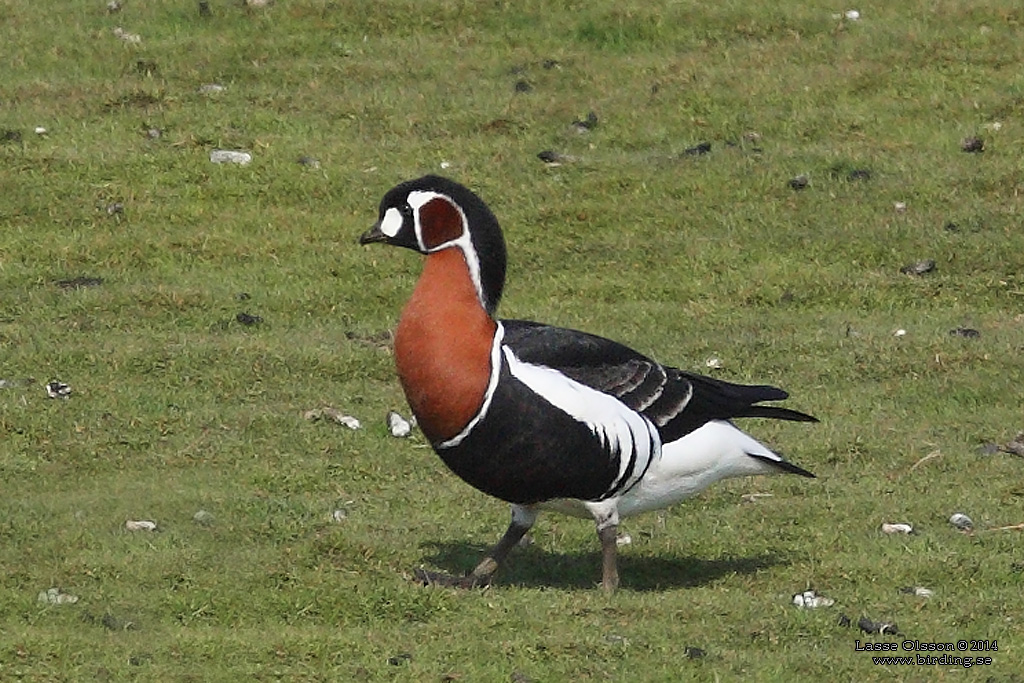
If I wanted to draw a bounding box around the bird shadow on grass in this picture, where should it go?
[417,540,788,592]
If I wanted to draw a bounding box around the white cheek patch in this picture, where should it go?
[379,207,404,238]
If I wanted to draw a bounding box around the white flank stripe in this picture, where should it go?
[438,324,505,449]
[503,346,660,497]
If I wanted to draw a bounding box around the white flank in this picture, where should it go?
[540,419,790,521]
[438,324,505,449]
[503,347,659,497]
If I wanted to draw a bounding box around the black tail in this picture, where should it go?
[749,453,816,478]
[659,370,818,442]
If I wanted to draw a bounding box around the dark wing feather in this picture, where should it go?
[500,319,816,442]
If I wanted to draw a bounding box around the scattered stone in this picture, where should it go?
[332,508,348,522]
[144,127,162,139]
[900,259,935,275]
[135,59,159,76]
[34,126,47,135]
[112,27,141,44]
[45,381,71,399]
[898,586,934,598]
[844,10,861,21]
[949,327,980,339]
[705,357,722,369]
[510,672,534,683]
[192,510,215,526]
[684,141,712,156]
[537,150,577,166]
[792,590,834,609]
[788,174,809,190]
[604,634,628,645]
[245,0,272,7]
[978,442,1000,456]
[741,492,773,504]
[893,328,907,337]
[107,0,122,12]
[684,646,706,659]
[387,653,412,666]
[56,276,104,290]
[304,407,361,430]
[387,411,412,438]
[210,149,251,165]
[126,520,158,531]
[616,534,632,547]
[297,155,320,169]
[858,617,899,636]
[198,83,225,94]
[893,201,908,213]
[513,79,532,93]
[106,202,124,216]
[235,312,262,326]
[571,111,599,134]
[38,588,79,605]
[881,522,913,534]
[742,131,762,143]
[961,136,984,153]
[949,513,974,532]
[542,59,561,70]
[1001,432,1024,457]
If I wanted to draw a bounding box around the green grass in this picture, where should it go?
[2,0,1023,679]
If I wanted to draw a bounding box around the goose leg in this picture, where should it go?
[415,505,537,588]
[597,523,620,593]
[586,501,622,593]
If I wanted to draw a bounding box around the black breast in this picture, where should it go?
[434,360,620,505]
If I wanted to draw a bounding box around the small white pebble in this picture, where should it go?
[192,510,215,526]
[45,381,71,399]
[912,586,934,598]
[387,411,412,438]
[439,161,451,170]
[338,415,361,430]
[793,590,834,609]
[949,512,973,531]
[881,522,914,534]
[198,83,225,94]
[125,520,158,531]
[844,9,860,21]
[741,492,773,504]
[894,329,907,337]
[34,126,47,135]
[38,588,79,605]
[209,149,252,165]
[705,357,722,369]
[894,201,907,213]
[112,27,141,44]
[331,509,348,522]
[616,534,632,547]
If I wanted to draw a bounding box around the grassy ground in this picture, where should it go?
[2,0,1023,680]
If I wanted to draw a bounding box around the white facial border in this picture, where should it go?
[406,189,485,309]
